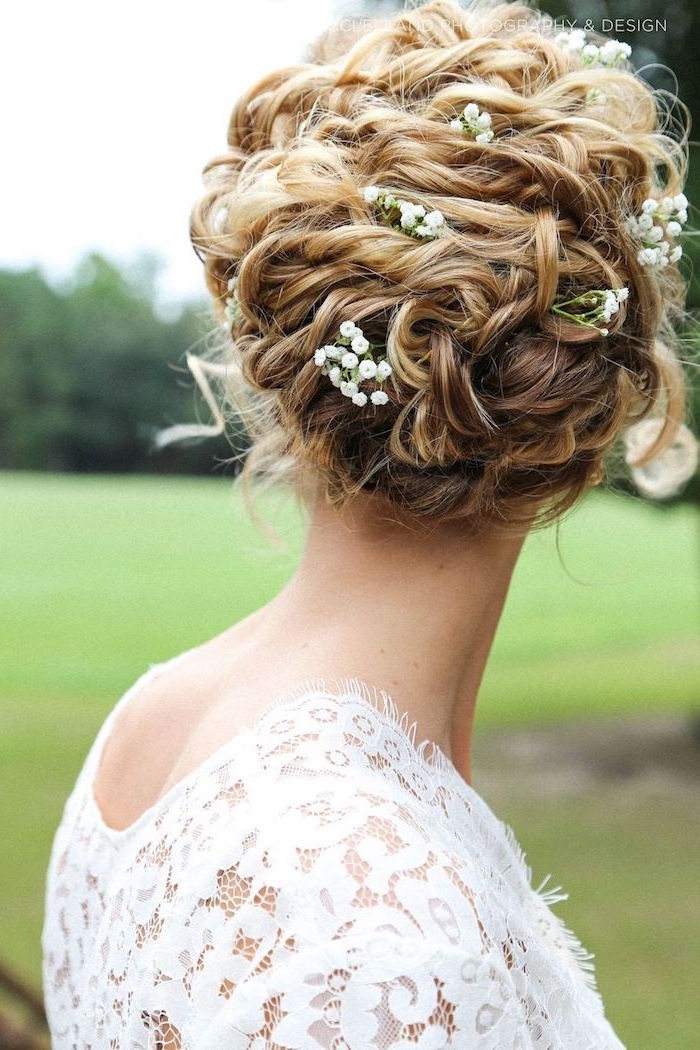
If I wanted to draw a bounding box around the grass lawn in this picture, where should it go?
[1,470,698,1046]
[496,787,700,1050]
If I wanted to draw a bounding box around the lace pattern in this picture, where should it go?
[42,657,627,1048]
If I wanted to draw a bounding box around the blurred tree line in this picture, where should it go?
[0,254,241,477]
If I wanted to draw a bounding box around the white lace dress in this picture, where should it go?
[42,650,627,1049]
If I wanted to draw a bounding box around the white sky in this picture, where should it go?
[2,0,350,308]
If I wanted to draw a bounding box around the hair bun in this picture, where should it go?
[176,0,698,531]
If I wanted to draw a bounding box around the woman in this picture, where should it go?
[42,1,698,1046]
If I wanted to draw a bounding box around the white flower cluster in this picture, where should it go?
[449,102,495,143]
[363,186,447,240]
[313,321,392,407]
[551,285,629,337]
[223,276,241,326]
[625,195,688,268]
[554,28,632,68]
[623,417,699,500]
[600,287,629,323]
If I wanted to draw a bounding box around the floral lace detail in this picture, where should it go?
[42,659,626,1048]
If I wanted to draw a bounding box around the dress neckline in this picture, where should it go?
[76,652,606,1008]
[85,650,499,845]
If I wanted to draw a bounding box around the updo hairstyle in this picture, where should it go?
[175,0,697,535]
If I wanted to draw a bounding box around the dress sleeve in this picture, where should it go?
[192,931,531,1049]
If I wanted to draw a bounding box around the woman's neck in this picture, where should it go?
[249,491,529,786]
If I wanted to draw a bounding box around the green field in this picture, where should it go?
[2,471,699,1046]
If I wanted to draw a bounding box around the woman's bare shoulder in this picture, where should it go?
[92,626,257,831]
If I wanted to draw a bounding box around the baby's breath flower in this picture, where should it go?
[364,186,448,241]
[554,27,586,52]
[626,195,689,268]
[638,246,664,267]
[597,39,632,66]
[312,322,393,409]
[585,88,607,105]
[551,286,629,336]
[449,102,496,143]
[556,29,631,67]
[415,209,446,237]
[427,210,444,227]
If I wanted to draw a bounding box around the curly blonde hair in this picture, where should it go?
[163,0,698,536]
